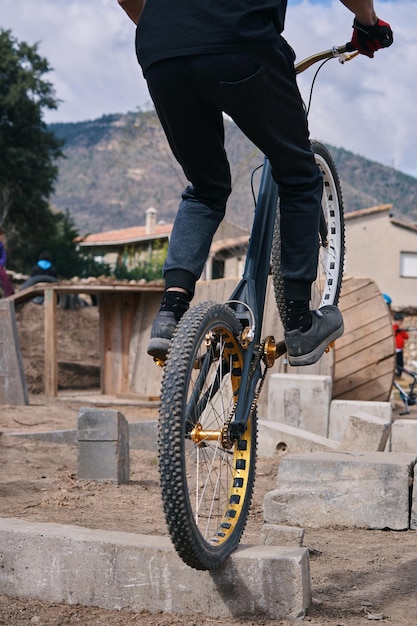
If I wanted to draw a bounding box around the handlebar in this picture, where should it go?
[295,42,359,75]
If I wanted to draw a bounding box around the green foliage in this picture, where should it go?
[114,239,167,282]
[0,29,64,270]
[77,254,112,279]
[113,260,162,282]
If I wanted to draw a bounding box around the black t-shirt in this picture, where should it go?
[136,0,288,73]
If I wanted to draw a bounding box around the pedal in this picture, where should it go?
[325,340,336,353]
[274,339,287,359]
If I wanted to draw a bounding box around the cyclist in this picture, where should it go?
[118,0,393,366]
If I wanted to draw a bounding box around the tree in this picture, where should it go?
[0,29,64,270]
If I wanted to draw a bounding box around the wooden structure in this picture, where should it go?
[10,276,396,403]
[332,276,396,401]
[136,275,395,403]
[11,283,163,398]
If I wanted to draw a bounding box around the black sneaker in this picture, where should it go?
[284,305,344,366]
[147,310,177,360]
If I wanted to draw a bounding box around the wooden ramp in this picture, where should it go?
[332,276,396,401]
[196,276,395,403]
[129,276,396,404]
[260,276,395,403]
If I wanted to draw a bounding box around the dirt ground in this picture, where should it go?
[1,302,417,625]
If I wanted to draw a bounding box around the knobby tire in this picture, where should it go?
[271,140,345,323]
[159,301,257,570]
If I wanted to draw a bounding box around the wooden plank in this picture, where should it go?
[338,276,376,305]
[331,276,395,401]
[334,359,393,392]
[333,370,394,402]
[337,279,376,307]
[10,282,164,305]
[44,288,58,397]
[341,302,388,333]
[334,343,394,394]
[99,293,141,395]
[100,294,125,395]
[336,314,391,348]
[334,350,394,391]
[336,325,395,364]
[121,294,141,394]
[130,292,163,398]
[195,278,240,305]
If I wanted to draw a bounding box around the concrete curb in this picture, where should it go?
[8,420,159,452]
[0,517,310,620]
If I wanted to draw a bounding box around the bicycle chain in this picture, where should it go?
[221,339,268,448]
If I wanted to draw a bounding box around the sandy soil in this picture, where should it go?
[1,302,417,625]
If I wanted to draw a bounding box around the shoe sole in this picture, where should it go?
[287,323,344,367]
[147,337,171,361]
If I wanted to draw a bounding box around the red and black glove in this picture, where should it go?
[351,18,393,58]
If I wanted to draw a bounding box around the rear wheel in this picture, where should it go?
[271,141,345,323]
[159,301,257,570]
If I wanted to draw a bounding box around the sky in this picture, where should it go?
[1,0,416,178]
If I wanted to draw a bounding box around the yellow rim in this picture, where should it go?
[206,329,252,546]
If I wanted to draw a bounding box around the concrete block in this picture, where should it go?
[329,400,392,442]
[10,430,77,445]
[339,411,392,452]
[258,419,339,458]
[267,373,332,437]
[0,300,29,405]
[264,451,416,530]
[77,407,129,483]
[0,518,311,620]
[129,420,158,452]
[411,480,417,530]
[391,419,417,454]
[260,524,304,547]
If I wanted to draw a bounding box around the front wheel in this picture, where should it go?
[271,141,345,323]
[158,301,257,570]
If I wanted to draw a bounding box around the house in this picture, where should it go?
[78,207,250,280]
[344,204,417,308]
[78,208,172,272]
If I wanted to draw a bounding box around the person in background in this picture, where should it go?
[118,0,393,365]
[31,251,58,279]
[382,293,392,312]
[393,312,409,377]
[0,227,14,297]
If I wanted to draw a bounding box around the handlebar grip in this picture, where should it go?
[345,41,356,53]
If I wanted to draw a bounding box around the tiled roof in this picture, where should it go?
[344,203,393,221]
[390,218,417,233]
[79,223,173,246]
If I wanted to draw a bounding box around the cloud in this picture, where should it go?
[1,0,150,121]
[285,0,416,177]
[1,0,415,178]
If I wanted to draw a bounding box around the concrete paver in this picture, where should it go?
[0,517,310,620]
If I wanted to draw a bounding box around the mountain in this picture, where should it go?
[50,110,417,236]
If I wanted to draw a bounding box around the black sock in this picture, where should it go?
[159,290,191,323]
[285,299,312,332]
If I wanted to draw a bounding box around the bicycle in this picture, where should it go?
[157,43,357,570]
[392,367,417,415]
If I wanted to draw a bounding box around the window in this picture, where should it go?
[400,252,417,277]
